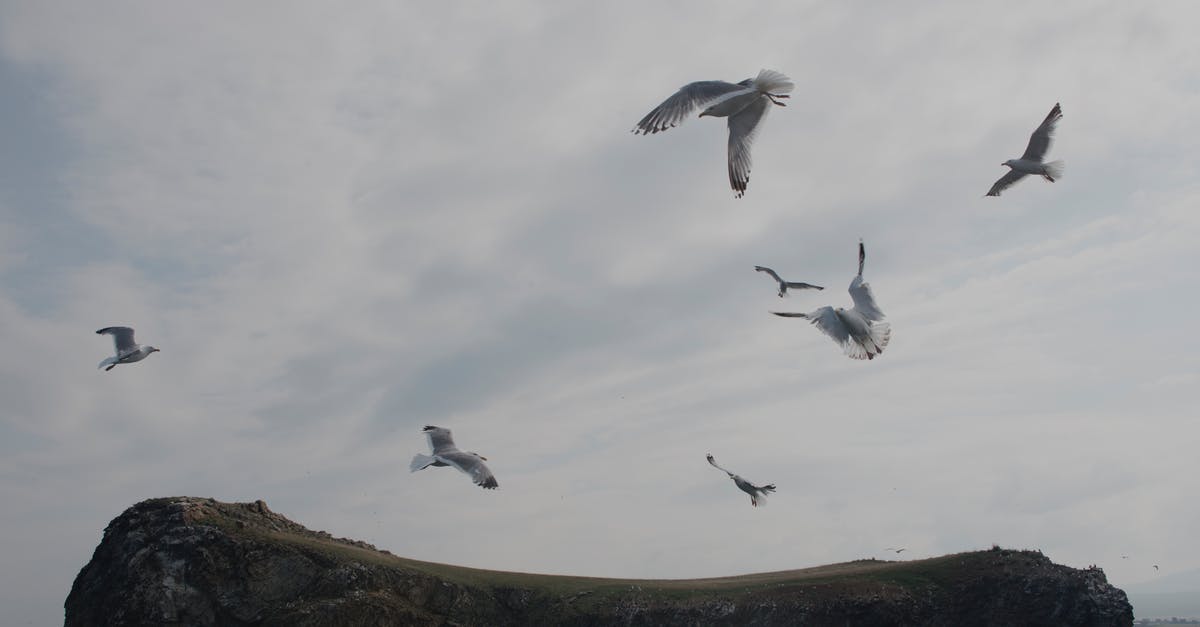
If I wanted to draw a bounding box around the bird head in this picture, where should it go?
[1001,159,1015,167]
[148,346,161,353]
[471,453,488,461]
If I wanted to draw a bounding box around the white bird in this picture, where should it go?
[410,425,498,490]
[706,453,775,507]
[986,103,1064,197]
[633,69,794,198]
[755,266,823,297]
[771,240,891,360]
[96,326,159,371]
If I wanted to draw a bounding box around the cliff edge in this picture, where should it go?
[65,497,1133,626]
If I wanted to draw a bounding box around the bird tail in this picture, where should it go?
[410,454,436,472]
[752,486,775,507]
[752,69,794,95]
[1042,160,1064,182]
[867,322,892,359]
[97,356,118,370]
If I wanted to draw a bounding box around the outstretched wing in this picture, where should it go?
[784,281,823,291]
[848,275,885,322]
[985,169,1027,197]
[754,266,783,284]
[706,453,734,478]
[803,307,852,346]
[422,426,458,455]
[96,327,137,354]
[633,80,747,135]
[727,96,771,197]
[437,451,498,489]
[1021,102,1062,161]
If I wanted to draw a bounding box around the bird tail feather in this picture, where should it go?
[752,69,794,95]
[410,454,436,472]
[98,356,118,370]
[871,322,892,354]
[1043,160,1064,181]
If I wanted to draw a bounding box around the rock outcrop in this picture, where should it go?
[66,497,1134,626]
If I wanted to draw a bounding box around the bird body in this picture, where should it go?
[411,425,498,490]
[707,453,775,507]
[96,327,159,371]
[634,69,794,197]
[986,103,1064,196]
[771,241,891,360]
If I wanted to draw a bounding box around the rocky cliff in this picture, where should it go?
[66,497,1133,626]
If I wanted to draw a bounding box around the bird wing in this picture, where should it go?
[985,169,1027,197]
[848,275,885,322]
[726,96,771,197]
[755,266,784,284]
[96,327,137,355]
[784,281,823,291]
[633,81,748,135]
[806,306,852,345]
[1021,102,1062,161]
[423,426,458,455]
[437,451,498,489]
[706,453,734,477]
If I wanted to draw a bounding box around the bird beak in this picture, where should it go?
[479,456,488,461]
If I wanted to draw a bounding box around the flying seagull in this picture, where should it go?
[411,425,498,490]
[986,103,1064,197]
[96,327,159,371]
[755,266,823,297]
[771,240,891,360]
[633,69,794,198]
[706,453,775,507]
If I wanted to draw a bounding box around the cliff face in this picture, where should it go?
[66,497,1133,626]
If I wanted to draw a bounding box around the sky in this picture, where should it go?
[2,1,1199,623]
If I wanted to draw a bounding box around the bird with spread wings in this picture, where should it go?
[411,426,498,490]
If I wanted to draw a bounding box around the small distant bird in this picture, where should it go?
[986,103,1064,197]
[96,327,159,371]
[411,426,498,489]
[633,69,794,197]
[755,266,823,297]
[706,453,775,507]
[771,240,891,360]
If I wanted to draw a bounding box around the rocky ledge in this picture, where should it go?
[66,497,1133,626]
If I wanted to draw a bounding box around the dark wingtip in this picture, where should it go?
[421,425,437,431]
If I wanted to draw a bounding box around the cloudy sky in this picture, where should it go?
[3,1,1199,623]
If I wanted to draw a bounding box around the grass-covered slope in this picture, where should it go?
[65,497,1133,626]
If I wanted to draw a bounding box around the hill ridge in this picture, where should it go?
[65,496,1134,626]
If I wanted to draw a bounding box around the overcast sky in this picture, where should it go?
[3,1,1199,623]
